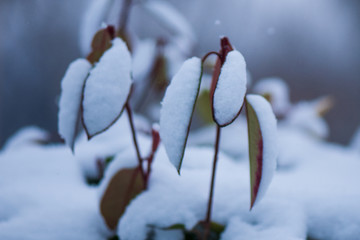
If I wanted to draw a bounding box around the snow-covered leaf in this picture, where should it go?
[58,59,91,150]
[213,50,247,127]
[160,57,202,173]
[246,94,277,209]
[100,167,144,230]
[82,38,132,138]
[86,26,115,64]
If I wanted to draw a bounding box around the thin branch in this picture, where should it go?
[119,0,132,33]
[202,51,221,64]
[125,103,146,188]
[204,125,221,239]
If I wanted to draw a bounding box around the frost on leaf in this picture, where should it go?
[160,57,202,173]
[82,38,132,138]
[213,50,247,127]
[246,94,277,209]
[58,59,91,151]
[100,167,144,230]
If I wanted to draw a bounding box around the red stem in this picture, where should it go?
[204,125,221,239]
[125,103,146,189]
[119,0,132,33]
[201,51,221,64]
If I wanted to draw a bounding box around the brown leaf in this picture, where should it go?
[100,167,144,230]
[86,25,115,64]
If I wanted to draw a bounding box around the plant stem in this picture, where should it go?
[204,125,221,239]
[201,51,221,64]
[119,0,132,33]
[125,103,146,188]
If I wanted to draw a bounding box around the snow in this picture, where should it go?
[1,110,360,239]
[58,58,91,150]
[74,112,151,180]
[82,38,132,138]
[2,126,50,152]
[253,77,291,117]
[160,57,202,173]
[284,100,329,139]
[246,94,278,208]
[213,50,247,126]
[118,146,306,240]
[0,144,108,240]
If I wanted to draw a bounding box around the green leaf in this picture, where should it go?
[196,89,214,124]
[86,26,115,64]
[188,221,224,240]
[246,94,277,209]
[100,167,144,230]
[163,223,186,230]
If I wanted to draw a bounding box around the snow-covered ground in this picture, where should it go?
[1,112,359,240]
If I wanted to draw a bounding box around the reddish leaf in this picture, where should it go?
[86,25,115,64]
[100,167,144,230]
[246,94,277,209]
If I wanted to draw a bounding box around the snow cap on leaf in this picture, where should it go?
[58,58,91,151]
[213,50,247,126]
[82,38,132,139]
[246,94,277,209]
[160,57,202,174]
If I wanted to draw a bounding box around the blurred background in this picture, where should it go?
[0,0,359,147]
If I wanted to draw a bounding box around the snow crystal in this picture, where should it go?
[58,58,91,150]
[82,38,132,138]
[253,77,290,117]
[160,57,202,172]
[246,94,278,208]
[213,50,247,126]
